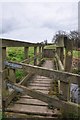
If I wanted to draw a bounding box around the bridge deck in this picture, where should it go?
[5,60,61,119]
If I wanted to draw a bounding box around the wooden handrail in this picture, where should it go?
[55,53,64,71]
[5,61,80,84]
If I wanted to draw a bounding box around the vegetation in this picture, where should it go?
[7,47,34,62]
[7,47,35,82]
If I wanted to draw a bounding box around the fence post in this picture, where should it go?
[61,39,73,101]
[2,47,8,117]
[56,47,62,95]
[65,39,73,101]
[24,47,29,64]
[65,39,73,72]
[39,46,41,63]
[34,46,37,65]
[0,41,2,119]
[8,69,16,83]
[60,47,64,64]
[56,47,64,65]
[42,46,44,59]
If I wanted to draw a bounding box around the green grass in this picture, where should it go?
[7,47,35,62]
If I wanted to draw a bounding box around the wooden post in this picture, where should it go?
[2,47,7,97]
[2,47,7,117]
[39,46,41,63]
[61,39,73,101]
[8,69,16,83]
[24,47,29,64]
[34,46,37,65]
[56,47,64,64]
[24,47,29,59]
[65,39,73,72]
[60,47,64,64]
[56,46,71,101]
[49,49,59,96]
[0,41,2,118]
[42,46,44,58]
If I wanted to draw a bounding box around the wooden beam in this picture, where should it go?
[65,39,73,72]
[19,73,34,85]
[4,73,34,107]
[24,47,29,60]
[39,46,41,63]
[7,83,80,116]
[55,53,64,71]
[0,43,3,118]
[34,47,37,65]
[42,46,44,58]
[6,61,80,84]
[2,39,44,47]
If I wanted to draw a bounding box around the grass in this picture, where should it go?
[7,47,35,62]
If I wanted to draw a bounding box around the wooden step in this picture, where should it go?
[6,104,61,118]
[16,98,48,106]
[28,86,50,90]
[29,83,50,87]
[6,104,58,116]
[5,112,59,119]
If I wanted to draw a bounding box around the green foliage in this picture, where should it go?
[7,47,34,80]
[7,47,34,62]
[7,47,24,62]
[15,70,25,83]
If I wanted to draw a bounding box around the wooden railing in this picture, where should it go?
[0,38,80,118]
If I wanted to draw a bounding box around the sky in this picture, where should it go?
[0,0,79,43]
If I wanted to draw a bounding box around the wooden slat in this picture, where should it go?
[29,83,50,87]
[6,104,58,116]
[16,98,48,106]
[29,81,51,84]
[5,112,58,119]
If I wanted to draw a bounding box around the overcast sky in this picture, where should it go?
[0,0,79,43]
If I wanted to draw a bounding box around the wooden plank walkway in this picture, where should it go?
[5,60,62,119]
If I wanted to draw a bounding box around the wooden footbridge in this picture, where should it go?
[0,37,80,119]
